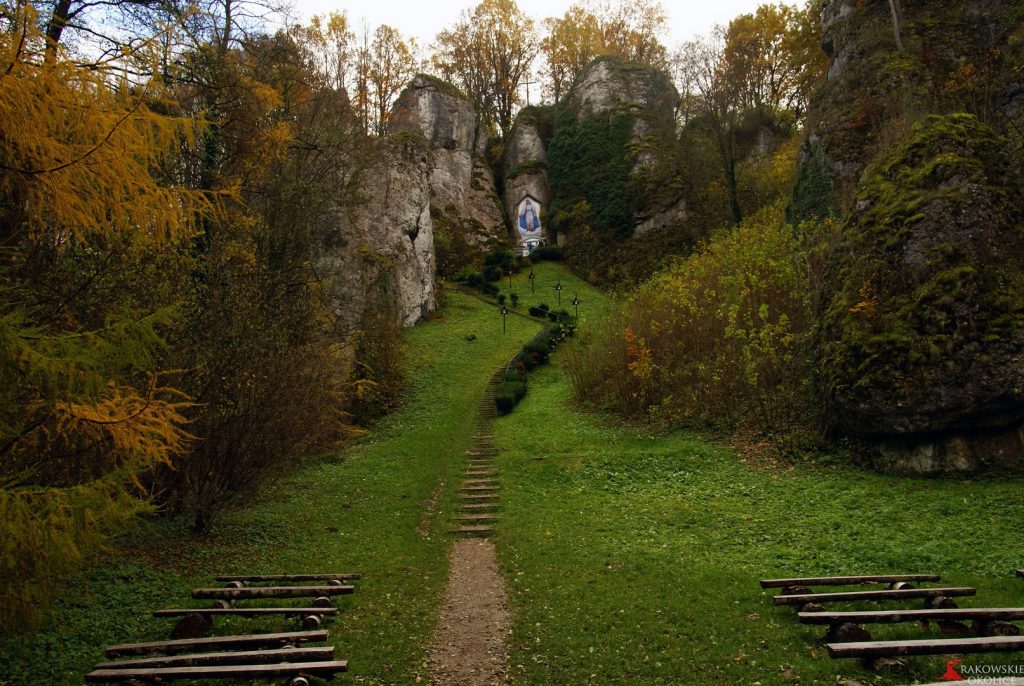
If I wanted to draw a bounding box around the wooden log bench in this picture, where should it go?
[826,634,1024,659]
[799,608,1024,626]
[93,646,335,670]
[154,608,339,618]
[774,587,976,608]
[215,573,360,583]
[85,659,348,683]
[761,574,940,589]
[191,585,354,601]
[105,630,328,658]
[154,606,339,630]
[798,607,1024,641]
[1017,569,1024,579]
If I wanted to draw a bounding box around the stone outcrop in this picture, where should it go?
[317,133,436,330]
[794,0,1024,216]
[508,57,692,278]
[796,1,1024,474]
[391,75,506,276]
[503,114,550,243]
[317,74,508,335]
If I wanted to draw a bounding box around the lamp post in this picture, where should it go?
[507,267,514,292]
[528,269,535,295]
[554,280,563,306]
[572,295,580,319]
[501,306,509,334]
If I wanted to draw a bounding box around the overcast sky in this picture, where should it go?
[295,0,799,50]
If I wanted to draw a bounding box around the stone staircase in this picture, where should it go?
[453,370,503,537]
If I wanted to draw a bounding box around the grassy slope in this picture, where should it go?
[0,289,540,686]
[494,276,1024,685]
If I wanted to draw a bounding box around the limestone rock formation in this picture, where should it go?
[391,75,506,275]
[793,0,1024,217]
[817,114,1024,474]
[503,113,550,244]
[316,133,436,330]
[518,56,693,281]
[316,74,508,337]
[794,1,1024,473]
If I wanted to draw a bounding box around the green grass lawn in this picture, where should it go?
[493,367,1024,685]
[4,263,1022,686]
[489,259,618,325]
[0,289,541,686]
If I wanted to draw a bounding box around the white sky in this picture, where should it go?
[293,0,798,50]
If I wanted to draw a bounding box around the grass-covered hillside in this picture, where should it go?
[0,289,541,686]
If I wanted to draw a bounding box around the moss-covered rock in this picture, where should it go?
[817,114,1024,442]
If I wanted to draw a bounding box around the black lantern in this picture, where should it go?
[528,269,536,294]
[501,306,509,334]
[572,295,580,319]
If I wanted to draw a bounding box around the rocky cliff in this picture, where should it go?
[802,0,1024,474]
[316,74,507,335]
[391,76,507,277]
[506,56,695,282]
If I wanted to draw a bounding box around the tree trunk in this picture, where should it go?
[887,0,904,52]
[44,0,74,59]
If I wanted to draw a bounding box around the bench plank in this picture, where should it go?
[86,660,348,682]
[761,574,940,589]
[104,630,328,657]
[153,607,338,617]
[774,587,976,606]
[215,573,361,582]
[191,585,354,600]
[827,635,1024,659]
[94,647,334,669]
[799,608,1024,625]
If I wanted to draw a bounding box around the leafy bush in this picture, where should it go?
[495,380,528,415]
[483,265,503,282]
[453,266,483,282]
[565,204,830,451]
[531,245,566,262]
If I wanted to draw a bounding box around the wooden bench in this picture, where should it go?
[85,659,348,683]
[105,630,328,658]
[1017,569,1024,579]
[93,646,334,669]
[215,573,360,582]
[826,635,1024,659]
[774,587,976,607]
[191,585,354,600]
[153,607,339,618]
[799,608,1024,626]
[761,574,940,589]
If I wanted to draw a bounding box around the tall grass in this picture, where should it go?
[566,205,834,451]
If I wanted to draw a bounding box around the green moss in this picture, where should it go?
[415,73,465,100]
[817,114,1024,432]
[506,160,547,180]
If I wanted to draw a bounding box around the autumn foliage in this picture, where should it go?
[0,3,398,631]
[566,206,834,451]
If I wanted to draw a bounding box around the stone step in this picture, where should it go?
[457,502,500,511]
[458,494,497,502]
[454,513,499,522]
[453,525,494,536]
[461,483,498,490]
[464,470,496,477]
